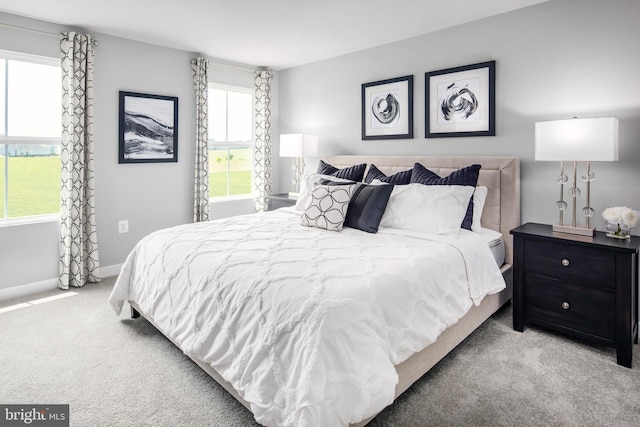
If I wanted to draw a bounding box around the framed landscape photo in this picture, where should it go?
[425,61,495,138]
[362,75,413,140]
[119,91,179,163]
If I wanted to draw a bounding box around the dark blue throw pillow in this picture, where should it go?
[410,163,481,230]
[344,183,394,233]
[317,160,367,182]
[364,164,412,185]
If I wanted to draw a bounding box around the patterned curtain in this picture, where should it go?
[59,32,100,290]
[191,57,210,222]
[254,70,273,212]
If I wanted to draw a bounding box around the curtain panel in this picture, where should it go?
[59,32,100,290]
[254,70,273,212]
[191,57,210,222]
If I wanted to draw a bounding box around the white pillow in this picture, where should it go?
[300,184,357,231]
[471,186,488,232]
[369,179,390,186]
[295,172,355,211]
[380,184,475,234]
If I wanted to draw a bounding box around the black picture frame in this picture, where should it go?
[425,61,495,138]
[362,75,413,140]
[118,91,179,163]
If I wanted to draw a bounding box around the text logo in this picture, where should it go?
[1,405,69,426]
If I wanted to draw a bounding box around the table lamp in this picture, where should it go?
[279,133,318,196]
[534,117,619,236]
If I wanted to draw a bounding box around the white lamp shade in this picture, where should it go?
[534,117,619,162]
[279,134,318,158]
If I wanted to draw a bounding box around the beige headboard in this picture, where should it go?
[324,155,521,266]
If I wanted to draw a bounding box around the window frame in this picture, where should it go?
[207,82,254,202]
[0,49,62,222]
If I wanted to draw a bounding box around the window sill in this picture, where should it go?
[210,195,254,204]
[0,213,60,228]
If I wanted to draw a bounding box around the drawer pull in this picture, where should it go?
[561,258,570,267]
[561,301,570,310]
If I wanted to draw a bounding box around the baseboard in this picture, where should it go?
[0,263,123,302]
[99,263,123,278]
[0,278,58,302]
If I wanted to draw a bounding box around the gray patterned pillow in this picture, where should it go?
[301,184,357,231]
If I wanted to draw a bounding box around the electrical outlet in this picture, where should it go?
[118,220,129,234]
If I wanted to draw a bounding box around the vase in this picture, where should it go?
[606,222,631,239]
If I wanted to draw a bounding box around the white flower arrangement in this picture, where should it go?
[602,206,640,228]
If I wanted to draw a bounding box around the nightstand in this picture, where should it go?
[511,223,640,368]
[267,193,297,211]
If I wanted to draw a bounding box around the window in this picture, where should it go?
[0,50,61,220]
[208,84,253,199]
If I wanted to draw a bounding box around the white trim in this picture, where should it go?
[0,213,59,227]
[0,48,58,66]
[99,263,123,278]
[208,140,253,148]
[0,278,57,302]
[208,82,253,93]
[0,136,61,144]
[210,194,254,203]
[0,49,60,67]
[0,263,123,302]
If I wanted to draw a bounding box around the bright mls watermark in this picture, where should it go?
[1,405,68,426]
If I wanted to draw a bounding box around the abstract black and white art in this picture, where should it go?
[119,91,178,163]
[425,61,495,138]
[362,75,413,140]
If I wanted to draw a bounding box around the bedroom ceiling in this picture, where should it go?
[0,0,548,70]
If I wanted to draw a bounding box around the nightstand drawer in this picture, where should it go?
[524,273,615,340]
[524,240,615,288]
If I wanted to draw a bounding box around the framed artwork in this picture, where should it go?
[119,91,179,163]
[362,75,413,140]
[425,60,495,138]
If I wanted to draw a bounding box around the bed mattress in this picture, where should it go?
[475,227,505,266]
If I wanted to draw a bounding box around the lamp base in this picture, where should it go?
[552,224,595,236]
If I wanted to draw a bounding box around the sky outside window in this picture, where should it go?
[7,60,61,138]
[208,87,252,144]
[209,88,227,142]
[226,91,252,142]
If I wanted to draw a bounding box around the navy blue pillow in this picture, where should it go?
[364,164,412,185]
[410,163,481,230]
[344,183,394,233]
[317,160,367,182]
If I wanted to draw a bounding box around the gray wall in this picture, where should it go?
[0,12,263,293]
[92,34,195,268]
[277,0,640,230]
[1,0,638,294]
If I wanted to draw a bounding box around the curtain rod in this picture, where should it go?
[0,21,98,45]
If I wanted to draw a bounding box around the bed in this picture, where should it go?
[109,155,520,427]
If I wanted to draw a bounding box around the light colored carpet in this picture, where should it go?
[1,277,638,426]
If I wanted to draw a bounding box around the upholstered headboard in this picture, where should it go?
[324,155,521,265]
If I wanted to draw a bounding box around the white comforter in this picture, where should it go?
[108,208,505,427]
